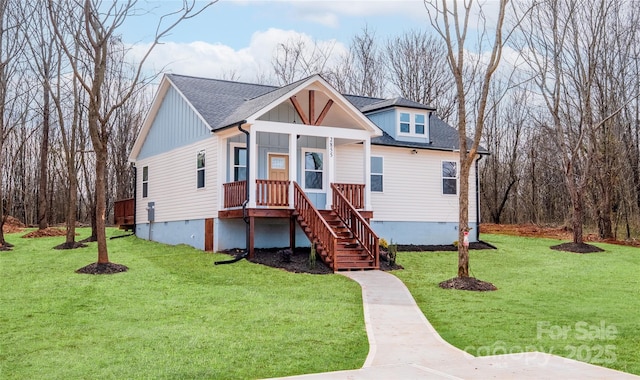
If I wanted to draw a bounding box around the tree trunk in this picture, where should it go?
[571,192,584,244]
[458,154,471,278]
[64,157,78,246]
[95,144,109,264]
[38,76,51,230]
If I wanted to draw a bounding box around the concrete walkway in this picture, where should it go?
[272,270,639,380]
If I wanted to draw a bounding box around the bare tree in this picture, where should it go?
[515,0,635,248]
[328,26,386,97]
[425,0,509,284]
[386,30,456,120]
[0,0,28,249]
[271,36,336,85]
[47,0,215,271]
[22,2,57,231]
[480,81,526,224]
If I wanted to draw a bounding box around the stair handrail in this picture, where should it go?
[293,182,338,271]
[331,183,379,269]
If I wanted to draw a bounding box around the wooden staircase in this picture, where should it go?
[319,210,378,270]
[293,182,379,272]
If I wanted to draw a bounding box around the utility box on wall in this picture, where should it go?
[147,202,155,222]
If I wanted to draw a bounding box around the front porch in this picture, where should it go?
[219,180,378,271]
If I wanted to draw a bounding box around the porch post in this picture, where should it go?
[288,133,297,208]
[326,136,335,209]
[217,137,228,211]
[248,128,258,208]
[364,138,372,211]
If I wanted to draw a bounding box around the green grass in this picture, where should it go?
[0,229,368,379]
[394,234,640,375]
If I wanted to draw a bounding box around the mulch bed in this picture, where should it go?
[2,216,26,233]
[439,276,498,291]
[221,247,403,274]
[76,262,129,275]
[54,242,89,250]
[550,242,605,253]
[222,241,494,274]
[22,228,67,238]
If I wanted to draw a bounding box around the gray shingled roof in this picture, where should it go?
[165,74,486,153]
[371,116,489,154]
[167,74,277,130]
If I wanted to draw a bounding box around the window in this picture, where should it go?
[415,114,425,134]
[197,150,205,188]
[303,150,324,190]
[371,156,383,192]
[399,112,410,133]
[233,146,246,181]
[398,111,428,136]
[442,161,457,195]
[142,166,148,198]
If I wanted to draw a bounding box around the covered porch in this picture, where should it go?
[218,179,377,271]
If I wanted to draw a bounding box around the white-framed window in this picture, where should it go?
[142,166,148,198]
[398,111,429,137]
[371,156,383,192]
[415,114,425,135]
[197,150,205,188]
[230,143,246,181]
[442,161,458,195]
[399,112,411,133]
[302,149,325,191]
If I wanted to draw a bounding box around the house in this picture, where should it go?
[125,73,486,271]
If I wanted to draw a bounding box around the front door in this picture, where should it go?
[268,154,289,181]
[267,154,289,206]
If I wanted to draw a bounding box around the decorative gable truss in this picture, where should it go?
[289,90,334,126]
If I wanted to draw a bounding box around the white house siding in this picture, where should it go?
[369,145,477,223]
[335,143,365,184]
[365,145,479,245]
[135,137,218,224]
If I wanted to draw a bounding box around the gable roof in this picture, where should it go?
[132,74,487,159]
[167,74,381,134]
[166,74,278,131]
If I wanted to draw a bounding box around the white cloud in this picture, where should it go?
[126,28,347,83]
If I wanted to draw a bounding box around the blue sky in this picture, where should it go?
[120,1,432,83]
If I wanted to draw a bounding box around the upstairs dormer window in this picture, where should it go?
[400,113,410,133]
[415,114,425,135]
[398,111,428,137]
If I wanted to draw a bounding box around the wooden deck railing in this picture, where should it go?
[114,198,135,226]
[331,183,379,268]
[223,181,247,208]
[294,182,338,271]
[256,179,290,207]
[224,180,291,208]
[333,183,365,209]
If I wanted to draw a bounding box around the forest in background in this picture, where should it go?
[2,0,640,243]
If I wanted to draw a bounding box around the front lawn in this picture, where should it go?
[394,234,640,375]
[0,229,368,379]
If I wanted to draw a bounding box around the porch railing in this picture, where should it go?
[333,183,365,209]
[256,179,290,207]
[223,180,247,208]
[331,183,379,268]
[224,180,291,208]
[294,182,338,271]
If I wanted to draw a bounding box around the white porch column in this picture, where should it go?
[364,138,372,211]
[217,136,228,211]
[248,128,258,208]
[326,136,335,209]
[288,133,297,208]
